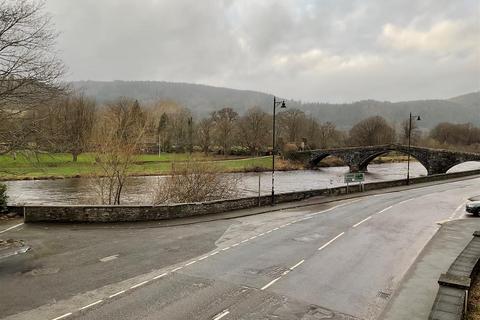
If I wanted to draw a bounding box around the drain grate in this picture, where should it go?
[377,291,391,299]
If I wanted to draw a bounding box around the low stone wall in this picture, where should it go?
[428,231,480,320]
[14,169,480,223]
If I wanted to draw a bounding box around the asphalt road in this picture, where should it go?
[1,177,479,320]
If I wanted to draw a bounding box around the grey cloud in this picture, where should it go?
[46,0,479,102]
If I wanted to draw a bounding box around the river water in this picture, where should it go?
[4,162,480,205]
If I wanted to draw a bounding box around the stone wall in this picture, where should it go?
[15,169,480,223]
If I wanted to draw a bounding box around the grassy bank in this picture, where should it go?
[0,153,283,180]
[468,272,480,320]
[0,152,410,181]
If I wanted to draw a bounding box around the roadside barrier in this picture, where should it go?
[428,231,480,320]
[7,169,480,223]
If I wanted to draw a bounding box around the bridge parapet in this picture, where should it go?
[289,144,480,175]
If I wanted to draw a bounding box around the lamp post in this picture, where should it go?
[272,96,286,205]
[407,112,421,185]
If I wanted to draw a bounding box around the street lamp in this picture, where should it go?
[407,112,421,185]
[272,96,286,205]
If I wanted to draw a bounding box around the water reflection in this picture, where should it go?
[4,161,480,205]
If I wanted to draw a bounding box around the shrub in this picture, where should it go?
[153,160,239,204]
[0,183,8,212]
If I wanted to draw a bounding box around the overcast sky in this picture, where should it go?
[45,0,479,103]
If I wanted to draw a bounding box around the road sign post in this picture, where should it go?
[344,172,365,193]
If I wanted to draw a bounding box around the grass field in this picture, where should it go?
[0,152,276,180]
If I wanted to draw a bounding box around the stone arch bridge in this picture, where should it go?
[289,144,480,175]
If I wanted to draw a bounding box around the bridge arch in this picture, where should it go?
[445,161,480,173]
[309,153,348,168]
[357,149,429,173]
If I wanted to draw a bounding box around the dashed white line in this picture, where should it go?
[209,251,219,256]
[51,313,72,320]
[240,239,249,243]
[184,260,197,266]
[0,223,24,234]
[258,232,265,236]
[397,198,414,205]
[171,266,184,272]
[130,280,149,289]
[290,259,305,270]
[153,272,168,280]
[352,216,372,228]
[99,254,119,262]
[221,246,231,251]
[198,255,209,260]
[249,236,257,240]
[79,300,103,311]
[265,230,272,234]
[231,243,239,247]
[213,309,230,320]
[261,276,282,290]
[109,290,126,298]
[272,227,279,231]
[318,232,345,251]
[448,202,466,220]
[376,205,393,214]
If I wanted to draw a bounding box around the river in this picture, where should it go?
[4,161,480,205]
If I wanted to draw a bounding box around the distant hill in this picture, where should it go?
[71,81,479,129]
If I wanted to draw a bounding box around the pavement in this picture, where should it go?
[0,176,479,320]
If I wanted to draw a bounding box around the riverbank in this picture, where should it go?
[0,152,408,181]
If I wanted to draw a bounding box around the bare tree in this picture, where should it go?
[238,106,271,155]
[0,0,64,154]
[153,160,239,204]
[349,116,396,146]
[278,109,306,144]
[56,93,96,161]
[400,119,420,145]
[212,107,238,154]
[197,116,214,155]
[90,98,146,205]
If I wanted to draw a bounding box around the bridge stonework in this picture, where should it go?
[289,144,480,175]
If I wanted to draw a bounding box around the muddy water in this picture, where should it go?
[4,162,480,205]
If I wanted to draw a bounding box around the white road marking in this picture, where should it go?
[231,243,239,247]
[265,230,272,234]
[222,246,231,251]
[352,216,372,228]
[184,260,197,266]
[51,313,72,320]
[109,290,126,298]
[0,223,24,234]
[397,198,414,205]
[198,255,209,260]
[249,236,257,240]
[449,202,466,220]
[209,251,219,256]
[290,259,305,270]
[261,276,282,290]
[258,232,265,236]
[213,309,230,320]
[318,232,345,251]
[376,206,393,215]
[171,266,183,272]
[153,272,168,280]
[130,280,149,289]
[79,300,103,310]
[272,227,279,231]
[99,254,119,262]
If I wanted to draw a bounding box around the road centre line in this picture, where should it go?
[290,259,305,270]
[171,266,183,272]
[79,300,103,311]
[318,232,345,251]
[184,260,197,266]
[261,276,282,290]
[0,223,24,234]
[109,290,126,298]
[153,272,168,280]
[51,313,72,320]
[222,246,231,251]
[130,281,149,289]
[213,309,230,320]
[352,216,372,228]
[376,206,393,214]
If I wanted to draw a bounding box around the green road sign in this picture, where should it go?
[344,172,365,183]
